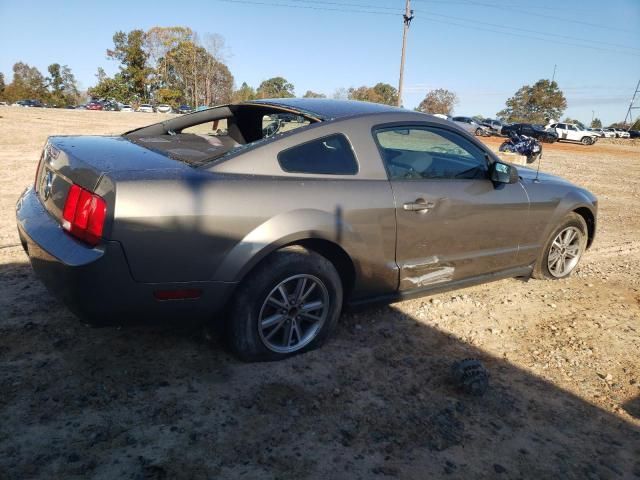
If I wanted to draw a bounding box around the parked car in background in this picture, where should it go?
[0,101,9,106]
[86,101,103,111]
[452,116,491,136]
[17,98,597,361]
[628,130,640,138]
[178,105,193,114]
[482,118,504,135]
[137,104,155,113]
[102,101,120,111]
[547,123,599,145]
[120,105,134,113]
[588,128,615,138]
[156,104,173,114]
[502,123,558,143]
[611,128,630,139]
[13,99,44,108]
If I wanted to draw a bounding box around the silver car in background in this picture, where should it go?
[16,99,597,361]
[451,116,491,136]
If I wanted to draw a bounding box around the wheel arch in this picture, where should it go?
[573,206,596,248]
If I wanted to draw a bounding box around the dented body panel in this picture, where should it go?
[16,99,597,325]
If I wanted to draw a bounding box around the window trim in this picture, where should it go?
[371,122,492,182]
[276,132,359,176]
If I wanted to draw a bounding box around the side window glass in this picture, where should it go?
[277,134,358,175]
[375,126,488,180]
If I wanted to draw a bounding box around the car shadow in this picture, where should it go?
[1,259,639,479]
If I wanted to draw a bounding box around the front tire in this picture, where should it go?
[226,247,343,362]
[532,213,588,280]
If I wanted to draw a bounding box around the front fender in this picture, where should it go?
[539,189,597,248]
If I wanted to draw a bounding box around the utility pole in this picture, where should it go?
[623,79,640,128]
[397,0,414,107]
[551,64,557,83]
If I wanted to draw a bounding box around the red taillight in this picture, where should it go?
[62,184,107,246]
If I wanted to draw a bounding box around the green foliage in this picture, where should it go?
[347,82,398,106]
[46,63,79,106]
[107,30,152,100]
[303,90,326,98]
[2,62,48,103]
[590,118,602,128]
[415,88,458,115]
[87,72,130,102]
[0,72,5,98]
[631,118,640,131]
[497,80,567,124]
[257,77,295,98]
[232,82,257,102]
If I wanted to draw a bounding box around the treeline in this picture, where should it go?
[0,27,635,128]
[0,63,80,107]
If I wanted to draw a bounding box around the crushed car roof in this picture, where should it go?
[244,98,405,121]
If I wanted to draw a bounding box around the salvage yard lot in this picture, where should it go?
[1,107,639,479]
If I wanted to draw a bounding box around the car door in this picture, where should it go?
[566,125,579,140]
[554,123,567,139]
[373,124,530,291]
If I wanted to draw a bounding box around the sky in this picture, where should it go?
[1,0,639,125]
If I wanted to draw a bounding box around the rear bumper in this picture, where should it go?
[16,187,235,325]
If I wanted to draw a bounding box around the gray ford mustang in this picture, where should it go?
[16,98,597,361]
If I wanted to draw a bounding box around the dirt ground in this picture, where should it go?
[1,107,639,479]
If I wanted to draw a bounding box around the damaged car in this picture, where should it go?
[17,98,597,361]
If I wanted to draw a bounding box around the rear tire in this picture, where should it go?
[226,247,343,362]
[532,213,588,280]
[581,136,592,145]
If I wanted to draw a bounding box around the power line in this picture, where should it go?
[416,15,640,57]
[215,0,398,16]
[262,0,640,53]
[413,0,638,34]
[412,9,640,52]
[213,0,640,57]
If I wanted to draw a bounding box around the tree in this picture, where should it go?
[257,77,295,98]
[87,73,130,102]
[415,89,459,115]
[631,118,640,131]
[590,118,602,128]
[332,87,348,100]
[303,90,326,98]
[232,82,257,102]
[2,62,48,102]
[498,79,566,124]
[347,83,398,106]
[0,72,5,100]
[47,63,79,106]
[107,29,152,100]
[159,38,233,107]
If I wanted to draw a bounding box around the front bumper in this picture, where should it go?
[16,187,235,326]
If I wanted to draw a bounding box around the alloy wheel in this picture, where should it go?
[547,226,583,277]
[258,274,329,353]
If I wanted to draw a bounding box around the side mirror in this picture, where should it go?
[489,161,519,184]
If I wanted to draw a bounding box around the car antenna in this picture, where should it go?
[534,148,543,183]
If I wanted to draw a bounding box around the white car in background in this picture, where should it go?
[588,128,615,138]
[156,104,173,114]
[137,104,154,113]
[612,128,630,138]
[120,104,134,112]
[547,122,599,145]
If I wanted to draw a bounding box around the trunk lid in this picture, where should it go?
[36,135,187,223]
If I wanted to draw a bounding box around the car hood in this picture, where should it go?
[516,165,574,186]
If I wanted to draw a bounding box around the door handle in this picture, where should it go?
[403,200,435,212]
